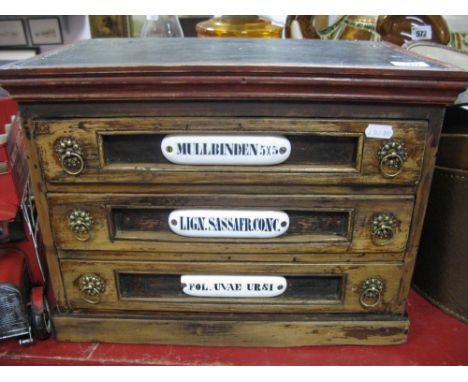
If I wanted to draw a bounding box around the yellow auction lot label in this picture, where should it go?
[161,134,291,165]
[168,209,290,238]
[181,275,288,298]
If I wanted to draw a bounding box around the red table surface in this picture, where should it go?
[0,289,467,366]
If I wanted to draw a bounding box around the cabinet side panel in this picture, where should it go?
[399,107,446,309]
[21,117,68,309]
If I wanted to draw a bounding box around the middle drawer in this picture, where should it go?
[49,194,414,256]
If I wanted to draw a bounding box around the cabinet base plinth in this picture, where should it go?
[52,312,410,346]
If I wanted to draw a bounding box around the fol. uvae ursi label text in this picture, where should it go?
[168,209,290,238]
[161,135,291,165]
[181,275,288,298]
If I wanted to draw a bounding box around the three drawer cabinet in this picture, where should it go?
[1,39,467,346]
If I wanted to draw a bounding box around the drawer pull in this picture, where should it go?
[78,273,105,304]
[371,213,398,245]
[359,277,384,308]
[378,139,407,178]
[68,209,93,241]
[55,137,85,175]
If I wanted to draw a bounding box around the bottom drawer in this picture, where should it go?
[61,260,404,314]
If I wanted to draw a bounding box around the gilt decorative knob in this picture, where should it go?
[371,213,398,245]
[78,273,105,304]
[359,277,385,308]
[378,139,408,178]
[68,209,93,242]
[55,137,85,175]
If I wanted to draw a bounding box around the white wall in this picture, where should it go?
[40,16,90,53]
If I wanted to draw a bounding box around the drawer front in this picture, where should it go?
[61,260,404,314]
[35,117,426,187]
[49,193,414,255]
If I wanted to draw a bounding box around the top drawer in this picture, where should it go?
[34,117,427,189]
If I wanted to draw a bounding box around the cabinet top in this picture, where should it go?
[0,38,451,70]
[1,38,467,105]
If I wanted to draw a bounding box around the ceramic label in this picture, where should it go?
[168,209,290,238]
[181,275,288,298]
[161,135,291,165]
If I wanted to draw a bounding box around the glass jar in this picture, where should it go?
[140,16,184,38]
[376,16,450,46]
[196,15,283,38]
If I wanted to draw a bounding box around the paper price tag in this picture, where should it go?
[391,61,430,68]
[411,25,433,41]
[365,124,394,139]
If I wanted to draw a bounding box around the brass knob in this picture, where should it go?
[359,277,384,308]
[55,137,85,175]
[371,213,398,245]
[78,273,105,304]
[68,209,93,241]
[378,140,407,178]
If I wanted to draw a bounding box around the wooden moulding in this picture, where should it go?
[52,312,410,346]
[1,39,467,105]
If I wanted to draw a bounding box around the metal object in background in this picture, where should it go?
[0,96,51,344]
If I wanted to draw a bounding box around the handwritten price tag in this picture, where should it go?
[365,124,394,139]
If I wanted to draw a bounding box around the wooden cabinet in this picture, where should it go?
[1,38,467,346]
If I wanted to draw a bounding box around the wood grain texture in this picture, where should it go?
[48,193,414,255]
[397,108,446,311]
[12,100,448,120]
[60,260,405,314]
[1,39,466,104]
[20,118,68,309]
[57,249,405,263]
[34,117,426,187]
[53,311,410,346]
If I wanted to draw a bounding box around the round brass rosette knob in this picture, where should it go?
[55,137,85,175]
[378,139,408,178]
[359,277,385,308]
[371,213,398,246]
[78,273,105,304]
[68,209,93,242]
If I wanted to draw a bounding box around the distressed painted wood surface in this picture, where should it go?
[34,117,427,187]
[53,312,410,347]
[48,193,414,255]
[60,260,404,314]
